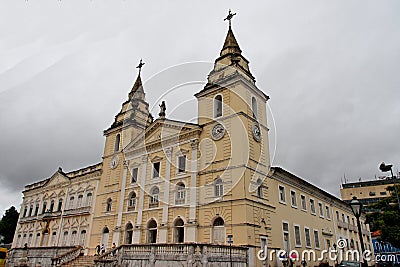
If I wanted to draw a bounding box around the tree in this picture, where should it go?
[366,185,400,248]
[0,206,19,244]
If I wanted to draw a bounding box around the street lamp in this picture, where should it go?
[349,197,368,267]
[379,162,400,210]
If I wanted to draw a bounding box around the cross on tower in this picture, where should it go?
[136,59,145,74]
[224,9,236,27]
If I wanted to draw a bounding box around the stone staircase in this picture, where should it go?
[62,255,97,267]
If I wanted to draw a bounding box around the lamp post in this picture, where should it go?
[227,234,233,267]
[379,162,400,211]
[349,197,368,267]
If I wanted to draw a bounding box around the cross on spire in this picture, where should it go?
[224,9,236,28]
[136,59,145,74]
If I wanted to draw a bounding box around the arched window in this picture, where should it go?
[35,233,40,247]
[128,192,136,210]
[114,134,121,152]
[251,96,258,119]
[28,234,33,246]
[79,230,86,246]
[212,217,225,244]
[69,196,75,209]
[106,198,112,212]
[174,218,185,243]
[28,205,33,217]
[17,235,21,247]
[71,230,77,245]
[62,231,69,246]
[86,193,92,206]
[42,202,47,214]
[214,178,223,197]
[214,95,223,118]
[147,219,157,243]
[23,206,28,217]
[175,183,186,205]
[125,223,133,244]
[101,227,110,248]
[49,200,55,212]
[257,178,263,198]
[34,204,39,216]
[41,229,49,247]
[57,199,63,212]
[149,187,159,208]
[51,232,57,246]
[77,195,83,208]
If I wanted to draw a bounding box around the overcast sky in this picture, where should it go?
[1,1,399,216]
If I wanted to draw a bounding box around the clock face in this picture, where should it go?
[110,155,119,169]
[211,123,226,141]
[252,123,262,142]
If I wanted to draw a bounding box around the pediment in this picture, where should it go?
[124,119,201,152]
[44,170,70,189]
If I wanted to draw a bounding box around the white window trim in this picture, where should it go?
[152,162,161,178]
[304,226,312,248]
[176,155,187,174]
[282,220,290,251]
[293,224,302,248]
[318,202,324,218]
[131,167,139,184]
[214,94,223,118]
[309,198,316,215]
[300,194,307,212]
[278,184,286,204]
[325,206,331,220]
[313,229,320,249]
[290,189,298,208]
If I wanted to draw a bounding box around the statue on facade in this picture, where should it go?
[159,101,166,117]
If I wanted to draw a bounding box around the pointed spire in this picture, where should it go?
[221,10,241,56]
[220,27,242,56]
[129,59,145,99]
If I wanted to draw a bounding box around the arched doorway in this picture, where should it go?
[147,219,157,243]
[101,227,109,248]
[125,223,133,244]
[212,217,225,244]
[174,218,184,243]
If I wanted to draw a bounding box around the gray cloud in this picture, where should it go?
[0,1,400,214]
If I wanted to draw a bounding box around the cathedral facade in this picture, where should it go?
[11,15,373,267]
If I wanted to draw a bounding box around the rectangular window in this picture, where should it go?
[131,167,138,183]
[342,213,345,222]
[178,156,186,173]
[290,190,297,208]
[260,235,268,253]
[380,191,387,196]
[301,195,307,211]
[153,162,160,178]
[279,185,286,203]
[304,228,311,248]
[336,211,340,221]
[318,202,324,218]
[325,206,331,219]
[314,230,320,249]
[282,222,290,252]
[310,199,316,214]
[294,225,301,247]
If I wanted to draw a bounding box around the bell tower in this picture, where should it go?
[91,60,152,249]
[195,11,272,247]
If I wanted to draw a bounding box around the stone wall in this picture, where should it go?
[95,243,249,267]
[6,246,77,267]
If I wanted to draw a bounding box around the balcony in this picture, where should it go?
[19,215,37,223]
[63,206,91,216]
[42,211,62,219]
